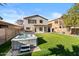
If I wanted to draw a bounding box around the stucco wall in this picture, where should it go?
[0,28,19,45]
[23,16,48,32]
[0,28,6,45]
[6,28,16,41]
[48,19,70,34]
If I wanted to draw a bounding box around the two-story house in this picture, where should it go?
[23,15,48,33]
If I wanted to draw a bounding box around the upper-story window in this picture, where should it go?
[28,19,36,24]
[59,26,61,28]
[40,20,43,23]
[55,20,58,24]
[59,25,64,28]
[26,27,30,30]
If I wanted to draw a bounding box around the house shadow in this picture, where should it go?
[37,37,47,46]
[48,44,79,56]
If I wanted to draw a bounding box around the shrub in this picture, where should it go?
[32,50,52,56]
[0,40,11,55]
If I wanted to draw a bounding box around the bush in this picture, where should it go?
[32,50,52,56]
[0,40,11,55]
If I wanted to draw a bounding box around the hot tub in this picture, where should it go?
[11,32,37,50]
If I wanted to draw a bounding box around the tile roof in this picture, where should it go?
[23,15,48,20]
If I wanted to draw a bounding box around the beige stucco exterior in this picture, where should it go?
[23,15,48,33]
[48,18,70,34]
[0,20,22,45]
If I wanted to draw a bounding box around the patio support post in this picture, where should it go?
[43,26,44,33]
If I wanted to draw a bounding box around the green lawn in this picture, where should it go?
[32,33,79,56]
[0,40,11,56]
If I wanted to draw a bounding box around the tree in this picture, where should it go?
[62,3,79,34]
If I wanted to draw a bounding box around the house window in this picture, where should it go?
[52,28,54,32]
[55,21,58,24]
[39,27,43,31]
[40,20,43,23]
[59,26,61,28]
[26,27,30,30]
[35,28,36,32]
[28,19,36,24]
[59,25,64,28]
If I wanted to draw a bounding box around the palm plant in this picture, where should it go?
[0,3,6,20]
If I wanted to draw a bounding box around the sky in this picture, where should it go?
[0,3,74,24]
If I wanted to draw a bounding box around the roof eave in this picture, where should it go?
[23,15,48,20]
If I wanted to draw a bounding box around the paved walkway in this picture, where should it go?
[6,49,19,56]
[12,50,19,56]
[33,46,41,52]
[6,49,12,56]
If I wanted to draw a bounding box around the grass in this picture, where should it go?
[0,40,11,56]
[32,33,79,56]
